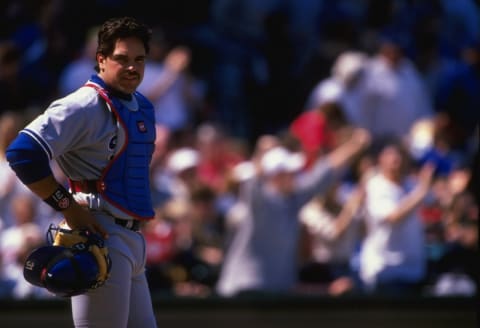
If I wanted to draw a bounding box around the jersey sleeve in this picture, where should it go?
[5,132,52,184]
[22,88,101,160]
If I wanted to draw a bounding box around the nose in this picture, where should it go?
[125,63,136,71]
[122,58,139,69]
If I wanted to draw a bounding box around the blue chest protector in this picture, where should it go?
[85,77,156,220]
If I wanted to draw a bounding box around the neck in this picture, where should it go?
[383,170,402,184]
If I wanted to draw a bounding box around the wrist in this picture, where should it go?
[43,184,74,211]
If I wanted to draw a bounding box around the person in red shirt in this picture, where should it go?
[289,101,349,169]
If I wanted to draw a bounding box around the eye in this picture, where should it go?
[111,55,128,65]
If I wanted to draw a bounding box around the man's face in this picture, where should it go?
[97,37,146,94]
[380,43,403,68]
[271,171,295,195]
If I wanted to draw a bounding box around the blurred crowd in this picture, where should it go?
[0,0,478,300]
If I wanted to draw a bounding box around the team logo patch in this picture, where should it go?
[109,136,117,150]
[137,121,147,133]
[58,197,70,209]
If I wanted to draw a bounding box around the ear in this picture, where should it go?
[97,53,106,71]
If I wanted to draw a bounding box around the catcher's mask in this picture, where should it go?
[23,224,112,297]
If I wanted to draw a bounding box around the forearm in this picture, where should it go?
[28,175,89,219]
[326,128,370,171]
[331,194,363,239]
[385,163,435,224]
[385,186,428,224]
[27,175,64,199]
[28,174,108,236]
[146,47,190,101]
[145,69,179,100]
[6,133,108,237]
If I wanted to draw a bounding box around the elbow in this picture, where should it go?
[6,134,52,184]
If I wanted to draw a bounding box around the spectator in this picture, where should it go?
[304,50,368,127]
[358,136,436,296]
[138,27,206,134]
[297,180,366,296]
[419,161,474,279]
[215,127,370,297]
[358,33,434,140]
[187,185,225,290]
[161,146,203,201]
[195,123,246,194]
[289,100,350,169]
[415,114,471,178]
[220,134,280,246]
[435,189,478,295]
[423,182,478,297]
[145,185,225,297]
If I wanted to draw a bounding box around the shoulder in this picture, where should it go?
[311,77,342,98]
[49,86,103,116]
[63,86,102,106]
[366,172,401,195]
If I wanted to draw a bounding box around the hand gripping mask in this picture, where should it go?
[23,223,112,297]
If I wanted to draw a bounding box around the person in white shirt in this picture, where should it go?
[358,137,435,295]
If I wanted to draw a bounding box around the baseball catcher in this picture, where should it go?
[23,223,112,297]
[6,16,159,327]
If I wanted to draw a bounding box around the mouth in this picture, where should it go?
[124,75,139,81]
[119,75,140,93]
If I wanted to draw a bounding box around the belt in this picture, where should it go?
[115,218,141,231]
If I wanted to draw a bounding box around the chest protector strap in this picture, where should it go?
[79,82,156,220]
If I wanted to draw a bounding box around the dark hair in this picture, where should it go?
[373,134,413,175]
[371,134,407,158]
[320,101,348,127]
[94,16,152,72]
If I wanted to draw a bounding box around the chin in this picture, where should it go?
[121,80,140,93]
[120,85,137,94]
